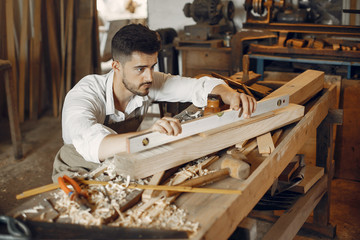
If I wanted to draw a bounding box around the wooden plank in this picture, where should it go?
[289,164,324,193]
[176,85,336,240]
[58,0,66,115]
[5,0,18,100]
[115,103,304,179]
[127,95,289,153]
[29,0,42,120]
[18,0,30,122]
[45,0,61,117]
[263,69,324,105]
[263,176,327,240]
[3,63,23,159]
[65,0,74,93]
[141,171,165,201]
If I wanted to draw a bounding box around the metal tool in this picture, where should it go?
[58,175,92,211]
[127,94,289,153]
[0,215,31,240]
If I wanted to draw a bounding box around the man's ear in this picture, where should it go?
[112,60,122,73]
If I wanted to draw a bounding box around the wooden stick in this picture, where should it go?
[58,0,66,115]
[29,0,42,120]
[65,0,74,93]
[18,0,30,122]
[211,72,255,98]
[16,180,242,200]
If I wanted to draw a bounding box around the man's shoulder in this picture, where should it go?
[71,73,109,94]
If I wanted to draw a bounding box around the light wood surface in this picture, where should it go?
[264,69,324,105]
[177,85,336,240]
[120,103,304,179]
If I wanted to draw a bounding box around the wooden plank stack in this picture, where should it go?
[0,0,100,120]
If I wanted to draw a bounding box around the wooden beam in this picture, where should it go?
[45,0,61,117]
[18,0,30,122]
[29,0,42,120]
[5,0,18,100]
[263,70,324,105]
[115,103,304,179]
[65,0,74,93]
[177,85,336,240]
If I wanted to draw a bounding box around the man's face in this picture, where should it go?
[121,51,158,96]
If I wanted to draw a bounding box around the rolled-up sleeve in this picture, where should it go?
[62,87,115,163]
[150,72,226,107]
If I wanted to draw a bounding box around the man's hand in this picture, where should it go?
[211,84,257,118]
[150,117,182,136]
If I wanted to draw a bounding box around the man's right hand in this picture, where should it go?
[150,117,182,136]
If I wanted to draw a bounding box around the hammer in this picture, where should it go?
[166,155,250,197]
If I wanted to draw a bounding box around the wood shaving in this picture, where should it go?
[17,157,214,234]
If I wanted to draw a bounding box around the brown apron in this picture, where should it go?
[52,108,143,182]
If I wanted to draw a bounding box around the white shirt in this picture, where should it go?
[62,70,225,163]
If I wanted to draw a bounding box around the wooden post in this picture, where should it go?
[312,111,338,237]
[1,60,23,159]
[29,0,42,120]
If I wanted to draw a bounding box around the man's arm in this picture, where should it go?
[98,117,181,161]
[211,84,257,118]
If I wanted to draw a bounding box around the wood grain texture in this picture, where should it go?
[176,85,336,240]
[264,69,324,105]
[117,103,304,179]
[18,0,30,122]
[256,132,275,155]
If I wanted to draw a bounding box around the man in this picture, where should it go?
[52,24,256,182]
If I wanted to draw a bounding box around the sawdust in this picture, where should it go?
[16,156,218,234]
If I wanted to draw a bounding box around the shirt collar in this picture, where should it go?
[105,70,149,116]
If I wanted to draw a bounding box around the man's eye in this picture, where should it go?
[137,68,143,72]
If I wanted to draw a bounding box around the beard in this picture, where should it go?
[122,73,152,96]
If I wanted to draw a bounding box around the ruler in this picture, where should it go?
[127,95,289,153]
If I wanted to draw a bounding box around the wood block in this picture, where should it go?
[257,132,275,156]
[288,165,324,194]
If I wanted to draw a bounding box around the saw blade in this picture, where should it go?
[127,94,289,153]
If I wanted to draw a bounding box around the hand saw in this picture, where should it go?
[127,95,289,153]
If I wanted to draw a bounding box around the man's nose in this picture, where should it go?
[144,68,153,82]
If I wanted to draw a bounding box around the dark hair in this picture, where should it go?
[111,24,161,63]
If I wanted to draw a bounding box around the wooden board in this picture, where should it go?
[176,85,336,240]
[127,95,289,153]
[288,165,324,194]
[115,103,304,179]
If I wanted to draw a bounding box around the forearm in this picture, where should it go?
[98,117,181,161]
[98,131,141,161]
[210,84,238,105]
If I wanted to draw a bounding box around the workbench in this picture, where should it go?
[249,54,360,80]
[7,81,339,239]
